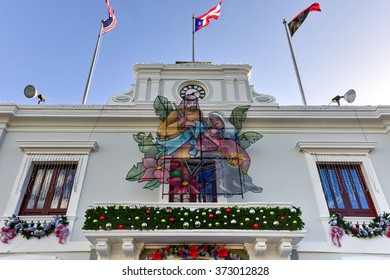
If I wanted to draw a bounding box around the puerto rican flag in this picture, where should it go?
[195,1,223,32]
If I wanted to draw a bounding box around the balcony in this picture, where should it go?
[82,202,306,260]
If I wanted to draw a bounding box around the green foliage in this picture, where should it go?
[229,105,250,134]
[330,212,390,238]
[126,162,145,182]
[3,215,68,241]
[133,133,158,155]
[170,168,182,177]
[238,131,263,149]
[154,96,173,122]
[83,205,305,231]
[143,180,161,190]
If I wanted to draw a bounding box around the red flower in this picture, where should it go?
[217,247,228,258]
[150,251,163,260]
[387,229,390,238]
[139,157,179,184]
[188,245,199,259]
[168,174,201,195]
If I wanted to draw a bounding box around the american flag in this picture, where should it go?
[195,1,223,32]
[102,0,117,34]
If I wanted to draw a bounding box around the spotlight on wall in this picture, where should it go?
[331,89,356,105]
[24,85,46,104]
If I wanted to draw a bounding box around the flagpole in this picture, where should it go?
[283,19,307,106]
[192,14,195,62]
[82,20,104,105]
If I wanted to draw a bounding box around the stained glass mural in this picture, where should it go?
[126,94,263,201]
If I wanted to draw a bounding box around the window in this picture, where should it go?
[164,155,257,203]
[296,141,389,219]
[317,162,376,217]
[168,159,218,203]
[4,140,98,219]
[19,161,78,216]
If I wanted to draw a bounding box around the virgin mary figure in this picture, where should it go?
[196,112,262,198]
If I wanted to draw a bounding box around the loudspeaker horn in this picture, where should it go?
[343,89,356,103]
[331,89,356,105]
[24,85,38,98]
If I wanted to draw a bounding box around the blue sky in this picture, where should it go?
[1,1,390,106]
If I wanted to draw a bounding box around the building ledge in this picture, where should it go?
[82,202,306,260]
[83,228,306,245]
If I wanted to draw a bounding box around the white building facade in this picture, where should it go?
[0,63,389,260]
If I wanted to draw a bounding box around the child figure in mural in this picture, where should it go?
[196,111,263,197]
[157,94,207,158]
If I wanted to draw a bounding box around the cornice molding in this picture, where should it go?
[295,141,377,153]
[17,140,99,153]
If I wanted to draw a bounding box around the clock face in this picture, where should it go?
[179,84,206,99]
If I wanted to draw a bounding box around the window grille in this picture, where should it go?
[314,154,377,217]
[19,154,81,216]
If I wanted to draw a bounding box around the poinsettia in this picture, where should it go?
[139,156,179,183]
[145,244,242,260]
[168,174,201,194]
[188,245,199,259]
[217,246,229,258]
[149,251,163,260]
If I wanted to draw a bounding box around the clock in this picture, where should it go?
[178,81,207,99]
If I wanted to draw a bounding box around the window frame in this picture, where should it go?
[19,161,79,216]
[4,140,98,220]
[316,162,377,217]
[296,141,389,220]
[166,158,219,203]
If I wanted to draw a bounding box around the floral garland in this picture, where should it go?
[1,215,69,244]
[329,212,390,247]
[145,244,241,260]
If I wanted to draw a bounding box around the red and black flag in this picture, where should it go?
[288,3,321,37]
